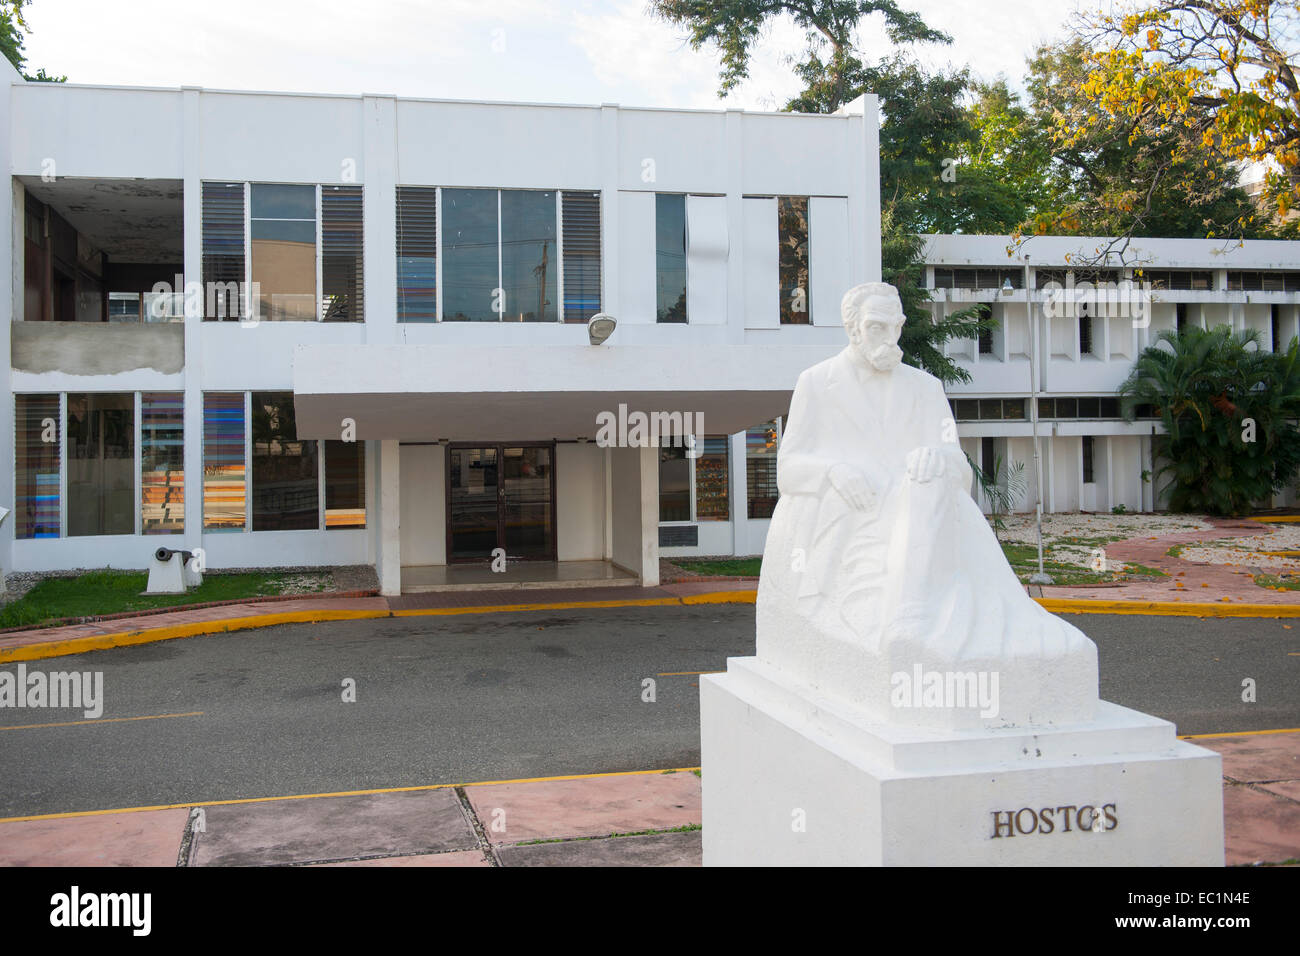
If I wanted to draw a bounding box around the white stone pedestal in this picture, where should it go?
[701,657,1224,866]
[145,552,187,594]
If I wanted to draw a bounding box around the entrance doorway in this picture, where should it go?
[447,443,555,562]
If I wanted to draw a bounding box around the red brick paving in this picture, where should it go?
[2,740,1296,866]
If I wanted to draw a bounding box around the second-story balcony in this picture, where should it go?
[13,175,184,382]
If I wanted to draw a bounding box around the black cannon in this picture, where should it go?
[154,547,195,564]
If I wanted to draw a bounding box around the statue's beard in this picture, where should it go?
[866,342,903,372]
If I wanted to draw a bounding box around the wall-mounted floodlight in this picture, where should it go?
[1001,277,1014,294]
[588,313,617,346]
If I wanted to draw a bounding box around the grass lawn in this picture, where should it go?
[1254,574,1300,592]
[671,558,762,577]
[0,569,328,630]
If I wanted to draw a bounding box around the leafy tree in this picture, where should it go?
[1056,1,1297,239]
[1023,38,1261,247]
[1118,326,1300,514]
[647,0,950,114]
[649,1,997,378]
[883,203,993,384]
[1,1,64,82]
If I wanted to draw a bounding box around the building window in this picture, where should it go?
[1082,435,1095,484]
[324,440,366,529]
[251,183,317,322]
[1272,304,1281,351]
[202,183,246,320]
[936,267,1021,290]
[981,436,996,475]
[561,191,602,323]
[1176,303,1188,333]
[655,193,687,323]
[746,420,781,519]
[1134,269,1213,291]
[251,392,319,531]
[321,185,364,322]
[1227,271,1300,291]
[1079,309,1093,355]
[401,186,597,323]
[108,292,141,322]
[778,196,810,324]
[66,394,135,537]
[694,436,730,520]
[978,323,994,355]
[203,392,246,531]
[501,189,557,322]
[442,187,498,322]
[396,186,438,323]
[141,393,184,535]
[14,394,60,539]
[659,442,691,522]
[440,188,559,322]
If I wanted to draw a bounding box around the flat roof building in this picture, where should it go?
[1,63,878,593]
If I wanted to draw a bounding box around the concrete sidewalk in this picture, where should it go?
[0,730,1296,867]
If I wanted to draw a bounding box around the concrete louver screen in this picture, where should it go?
[322,185,364,323]
[395,186,437,323]
[201,182,245,321]
[561,190,601,324]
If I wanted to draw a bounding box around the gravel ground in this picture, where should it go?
[1179,523,1300,572]
[996,512,1212,571]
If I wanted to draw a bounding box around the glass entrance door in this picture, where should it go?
[448,446,499,560]
[447,443,554,562]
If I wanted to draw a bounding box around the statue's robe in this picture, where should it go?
[756,348,1098,727]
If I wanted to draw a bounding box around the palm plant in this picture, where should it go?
[1119,326,1300,515]
[969,453,1028,542]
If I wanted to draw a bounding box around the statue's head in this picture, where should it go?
[842,282,905,372]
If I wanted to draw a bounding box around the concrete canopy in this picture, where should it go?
[291,343,840,441]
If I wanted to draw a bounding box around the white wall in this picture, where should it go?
[399,443,445,566]
[556,442,605,561]
[609,445,657,582]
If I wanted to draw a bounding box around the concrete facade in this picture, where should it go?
[1,61,877,590]
[926,234,1300,517]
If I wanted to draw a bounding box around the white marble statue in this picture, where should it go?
[756,282,1099,729]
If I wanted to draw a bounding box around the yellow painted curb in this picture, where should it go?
[390,596,682,617]
[1248,515,1300,523]
[4,587,1294,665]
[1037,598,1300,618]
[0,765,703,825]
[0,591,763,663]
[1181,727,1300,740]
[680,589,757,605]
[0,609,392,663]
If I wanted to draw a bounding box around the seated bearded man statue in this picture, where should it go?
[755,283,1098,730]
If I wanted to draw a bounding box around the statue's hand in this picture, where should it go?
[828,463,878,511]
[904,446,946,484]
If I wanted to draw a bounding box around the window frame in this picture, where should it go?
[398,186,597,323]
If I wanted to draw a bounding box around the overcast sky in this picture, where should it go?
[21,0,1089,109]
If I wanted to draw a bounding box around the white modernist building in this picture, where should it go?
[925,233,1300,515]
[1,62,879,594]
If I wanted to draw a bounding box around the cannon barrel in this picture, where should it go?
[154,547,195,564]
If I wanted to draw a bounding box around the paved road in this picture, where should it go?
[0,606,1296,817]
